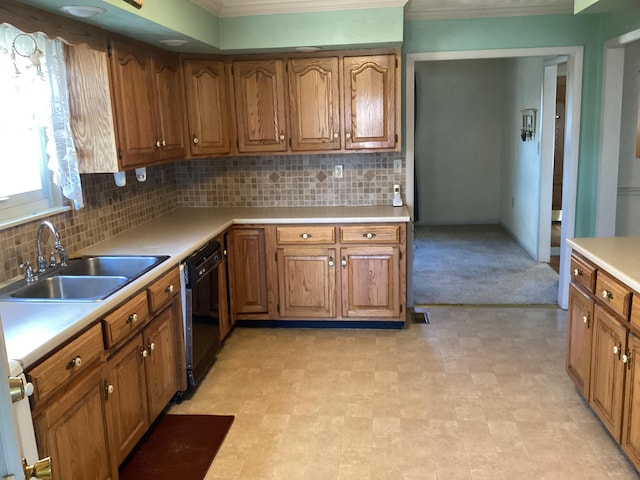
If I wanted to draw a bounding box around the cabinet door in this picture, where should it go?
[277,247,337,318]
[590,304,627,442]
[183,59,231,156]
[152,51,187,161]
[343,55,396,150]
[623,332,640,470]
[566,284,594,397]
[233,60,287,152]
[34,369,114,480]
[144,303,181,421]
[227,228,269,314]
[106,334,148,465]
[340,246,400,318]
[109,39,157,168]
[288,57,340,151]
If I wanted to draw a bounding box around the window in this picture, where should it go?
[0,24,83,227]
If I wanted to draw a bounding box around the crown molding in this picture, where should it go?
[191,0,408,17]
[404,1,574,20]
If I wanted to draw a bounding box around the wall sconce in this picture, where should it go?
[521,109,537,141]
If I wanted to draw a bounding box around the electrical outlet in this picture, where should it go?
[393,159,402,173]
[334,165,343,178]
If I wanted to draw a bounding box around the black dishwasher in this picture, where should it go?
[182,240,223,387]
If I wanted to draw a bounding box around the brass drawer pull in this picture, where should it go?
[299,233,312,239]
[363,232,376,239]
[165,284,174,293]
[126,313,139,324]
[573,268,583,277]
[602,289,613,300]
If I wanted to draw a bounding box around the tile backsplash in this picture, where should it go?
[175,152,405,207]
[0,152,405,283]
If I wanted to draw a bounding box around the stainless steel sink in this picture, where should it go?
[0,255,169,302]
[60,255,168,278]
[9,275,128,301]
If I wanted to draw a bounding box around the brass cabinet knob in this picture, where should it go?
[300,233,311,239]
[165,284,174,293]
[346,132,351,138]
[602,289,613,300]
[155,140,161,148]
[573,268,583,276]
[582,315,588,324]
[127,313,138,324]
[23,457,52,480]
[279,134,285,141]
[328,257,334,268]
[192,136,199,145]
[333,133,338,138]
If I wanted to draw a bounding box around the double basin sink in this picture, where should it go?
[0,255,168,302]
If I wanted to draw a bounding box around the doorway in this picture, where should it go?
[405,47,584,309]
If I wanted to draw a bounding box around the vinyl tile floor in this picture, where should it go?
[168,307,640,480]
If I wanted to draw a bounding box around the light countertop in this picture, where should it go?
[567,236,640,293]
[1,206,410,369]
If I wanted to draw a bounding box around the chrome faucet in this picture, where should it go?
[36,221,67,273]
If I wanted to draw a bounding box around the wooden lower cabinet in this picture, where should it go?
[623,332,640,469]
[277,247,337,318]
[33,368,115,480]
[566,283,594,397]
[106,332,148,465]
[267,223,406,322]
[590,304,628,441]
[106,299,182,465]
[227,227,269,315]
[341,246,400,318]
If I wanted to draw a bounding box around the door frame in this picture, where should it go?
[596,28,640,236]
[405,46,584,309]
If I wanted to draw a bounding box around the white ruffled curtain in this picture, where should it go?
[0,24,84,209]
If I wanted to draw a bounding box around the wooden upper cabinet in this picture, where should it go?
[109,39,187,169]
[288,57,340,151]
[343,54,397,150]
[183,59,231,156]
[109,39,158,168]
[151,52,187,161]
[233,59,288,153]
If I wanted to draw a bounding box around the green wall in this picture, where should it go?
[219,8,404,52]
[403,14,640,237]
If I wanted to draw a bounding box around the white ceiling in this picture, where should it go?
[190,0,575,19]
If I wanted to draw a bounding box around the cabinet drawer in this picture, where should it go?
[596,270,632,319]
[340,225,400,244]
[28,323,104,404]
[148,267,181,313]
[103,290,150,348]
[276,226,335,244]
[570,253,596,293]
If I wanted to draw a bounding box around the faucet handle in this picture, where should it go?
[56,244,67,266]
[19,262,37,284]
[49,252,57,268]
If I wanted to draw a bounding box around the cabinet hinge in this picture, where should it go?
[400,304,403,313]
[275,252,278,262]
[395,57,398,68]
[117,148,123,160]
[277,304,280,314]
[236,139,239,150]
[399,251,402,261]
[107,45,112,58]
[231,65,234,75]
[285,63,288,73]
[395,134,398,144]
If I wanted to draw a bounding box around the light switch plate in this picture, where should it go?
[393,159,402,173]
[334,165,343,178]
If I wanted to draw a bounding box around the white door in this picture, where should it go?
[0,315,25,480]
